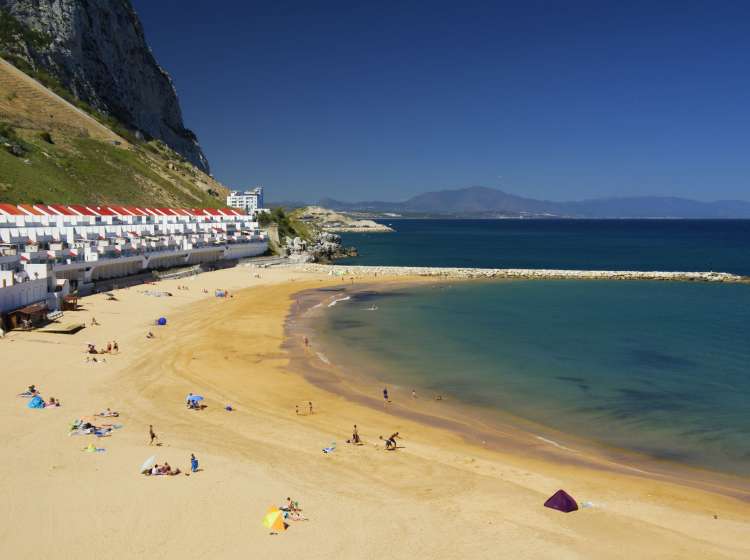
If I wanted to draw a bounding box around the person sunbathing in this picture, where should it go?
[159,462,181,476]
[18,385,38,397]
[45,397,60,408]
[280,497,293,511]
[97,408,119,417]
[280,498,307,520]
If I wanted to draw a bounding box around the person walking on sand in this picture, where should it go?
[190,453,199,473]
[149,425,158,445]
[308,401,313,415]
[352,424,360,444]
[383,387,390,404]
[113,341,119,354]
[411,389,417,399]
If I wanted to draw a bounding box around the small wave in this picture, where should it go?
[316,352,331,365]
[536,436,576,452]
[328,296,351,307]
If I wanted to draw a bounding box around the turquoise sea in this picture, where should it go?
[318,220,750,477]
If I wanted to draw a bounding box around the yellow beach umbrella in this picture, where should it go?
[262,507,286,533]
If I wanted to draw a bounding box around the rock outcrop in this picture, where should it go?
[0,0,210,172]
[285,232,358,263]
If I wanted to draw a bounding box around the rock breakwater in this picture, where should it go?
[296,264,748,283]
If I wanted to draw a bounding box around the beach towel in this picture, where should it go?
[322,442,336,454]
[27,396,44,409]
[544,489,579,513]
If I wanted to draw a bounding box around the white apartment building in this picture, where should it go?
[0,202,268,325]
[227,187,264,214]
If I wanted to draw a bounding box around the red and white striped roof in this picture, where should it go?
[0,203,246,219]
[17,204,44,216]
[0,203,25,216]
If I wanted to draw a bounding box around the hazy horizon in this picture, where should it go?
[133,1,750,203]
[271,185,750,205]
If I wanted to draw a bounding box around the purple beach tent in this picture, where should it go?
[544,489,579,513]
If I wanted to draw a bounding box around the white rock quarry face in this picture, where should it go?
[0,0,210,172]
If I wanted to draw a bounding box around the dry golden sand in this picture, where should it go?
[0,265,748,559]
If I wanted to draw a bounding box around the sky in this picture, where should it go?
[131,0,750,203]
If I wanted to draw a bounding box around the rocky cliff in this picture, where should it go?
[0,0,209,172]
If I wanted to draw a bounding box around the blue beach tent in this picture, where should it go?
[27,395,44,409]
[157,317,167,326]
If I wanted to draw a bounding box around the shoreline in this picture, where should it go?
[299,263,749,283]
[286,279,750,503]
[2,263,749,558]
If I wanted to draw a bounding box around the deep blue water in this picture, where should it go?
[339,219,750,275]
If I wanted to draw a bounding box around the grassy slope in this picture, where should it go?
[0,133,221,207]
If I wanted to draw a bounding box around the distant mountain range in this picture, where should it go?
[314,186,750,218]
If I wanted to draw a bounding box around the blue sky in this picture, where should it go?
[132,0,750,202]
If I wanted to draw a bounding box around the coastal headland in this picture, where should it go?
[1,263,748,559]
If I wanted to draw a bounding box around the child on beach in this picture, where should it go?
[149,425,158,445]
[347,424,361,444]
[190,453,199,473]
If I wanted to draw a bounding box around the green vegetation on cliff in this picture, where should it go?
[0,129,220,206]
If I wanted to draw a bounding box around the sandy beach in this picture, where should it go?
[1,264,749,559]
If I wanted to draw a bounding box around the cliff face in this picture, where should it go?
[0,0,209,173]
